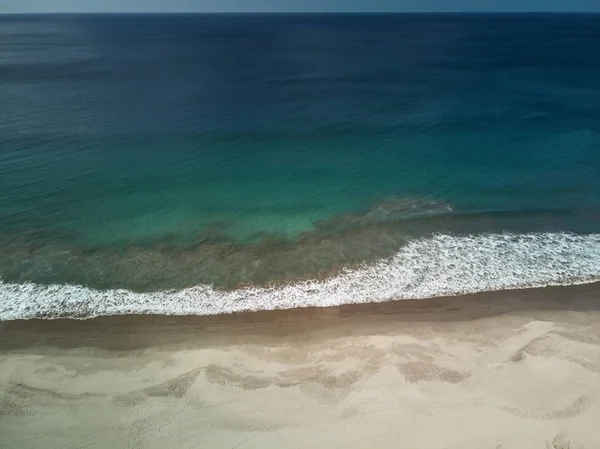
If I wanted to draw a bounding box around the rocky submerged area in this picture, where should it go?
[0,198,453,291]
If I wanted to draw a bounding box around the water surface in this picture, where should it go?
[1,14,600,318]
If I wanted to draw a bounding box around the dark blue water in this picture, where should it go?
[1,14,600,318]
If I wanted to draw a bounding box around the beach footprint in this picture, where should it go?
[546,432,581,449]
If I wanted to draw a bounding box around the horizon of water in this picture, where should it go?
[1,13,600,319]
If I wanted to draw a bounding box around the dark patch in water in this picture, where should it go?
[0,197,454,291]
[314,198,451,231]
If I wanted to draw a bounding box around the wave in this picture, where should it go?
[1,232,600,321]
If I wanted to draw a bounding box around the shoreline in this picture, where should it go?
[3,232,600,320]
[2,282,600,351]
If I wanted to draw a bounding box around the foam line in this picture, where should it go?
[2,233,600,320]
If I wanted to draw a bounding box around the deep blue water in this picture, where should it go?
[1,14,600,317]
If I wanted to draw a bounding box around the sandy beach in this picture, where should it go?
[2,284,600,449]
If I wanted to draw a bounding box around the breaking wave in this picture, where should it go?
[1,232,600,320]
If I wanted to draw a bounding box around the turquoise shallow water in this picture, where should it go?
[1,14,600,317]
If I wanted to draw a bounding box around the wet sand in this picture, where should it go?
[2,284,600,448]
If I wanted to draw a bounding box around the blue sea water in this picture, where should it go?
[1,14,600,318]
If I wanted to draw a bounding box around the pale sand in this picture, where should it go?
[2,284,600,448]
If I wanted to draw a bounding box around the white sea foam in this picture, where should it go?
[1,232,600,320]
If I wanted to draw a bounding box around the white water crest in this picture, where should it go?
[2,232,600,320]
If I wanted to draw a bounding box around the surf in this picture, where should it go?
[2,232,600,320]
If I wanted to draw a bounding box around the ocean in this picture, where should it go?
[1,13,600,319]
